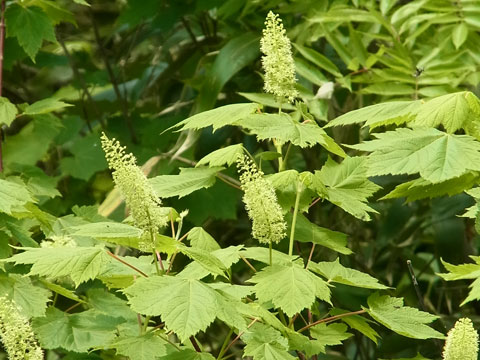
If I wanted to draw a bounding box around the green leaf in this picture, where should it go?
[60,133,108,180]
[5,4,56,61]
[287,213,351,255]
[0,178,34,214]
[40,280,85,304]
[150,167,223,198]
[242,323,296,360]
[70,222,142,248]
[310,258,388,289]
[0,273,51,317]
[33,307,124,352]
[293,44,342,77]
[437,257,480,305]
[236,113,346,154]
[194,33,260,112]
[6,246,111,287]
[0,96,18,126]
[158,349,215,360]
[350,128,480,183]
[237,93,295,110]
[310,7,376,23]
[109,332,169,360]
[411,91,480,134]
[452,22,469,49]
[98,255,156,288]
[381,173,480,202]
[178,244,227,278]
[24,98,72,115]
[330,308,380,344]
[315,157,381,221]
[365,293,444,339]
[310,323,353,351]
[326,100,421,129]
[187,227,221,251]
[196,144,244,168]
[169,103,260,132]
[125,276,219,341]
[248,262,330,317]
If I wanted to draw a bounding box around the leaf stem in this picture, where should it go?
[106,251,149,277]
[216,327,234,360]
[220,318,258,359]
[289,181,303,257]
[190,336,201,352]
[298,309,366,333]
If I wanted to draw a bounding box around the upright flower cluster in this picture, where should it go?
[260,11,298,103]
[443,317,479,360]
[101,133,168,249]
[237,155,286,244]
[0,297,43,360]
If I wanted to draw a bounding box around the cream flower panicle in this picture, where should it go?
[237,155,286,244]
[101,133,168,250]
[0,297,43,360]
[443,317,479,360]
[260,11,298,103]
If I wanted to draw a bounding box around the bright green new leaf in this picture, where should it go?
[248,262,330,317]
[242,323,295,360]
[310,323,353,351]
[287,213,351,255]
[350,128,480,183]
[326,100,421,129]
[0,273,51,318]
[150,167,223,198]
[411,91,480,134]
[40,280,85,304]
[315,157,381,221]
[109,332,169,360]
[178,244,227,278]
[33,307,124,352]
[0,178,34,214]
[125,276,219,341]
[364,293,444,339]
[236,113,346,154]
[310,259,388,289]
[0,96,17,126]
[5,4,56,61]
[168,103,260,132]
[24,98,72,115]
[6,246,111,287]
[196,144,244,168]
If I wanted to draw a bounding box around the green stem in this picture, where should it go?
[142,315,151,334]
[289,181,303,257]
[282,143,292,171]
[216,328,234,360]
[269,241,273,266]
[275,142,284,171]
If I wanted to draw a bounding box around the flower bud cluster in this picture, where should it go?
[0,297,43,360]
[237,155,286,244]
[443,317,478,360]
[101,133,168,249]
[260,11,298,103]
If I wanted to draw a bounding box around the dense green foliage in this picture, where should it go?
[2,1,480,359]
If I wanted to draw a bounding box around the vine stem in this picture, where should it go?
[288,181,303,256]
[298,309,366,333]
[0,0,6,172]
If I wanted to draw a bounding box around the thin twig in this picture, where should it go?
[107,250,148,277]
[190,336,202,352]
[298,309,367,333]
[221,318,258,357]
[90,7,137,142]
[406,260,426,311]
[305,244,316,270]
[239,255,256,272]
